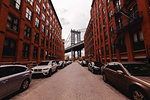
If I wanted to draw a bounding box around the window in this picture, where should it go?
[116,0,121,9]
[101,35,103,44]
[109,25,114,37]
[42,13,45,21]
[104,31,108,41]
[102,0,105,4]
[41,36,44,46]
[27,0,33,6]
[34,32,39,43]
[35,17,39,28]
[50,9,52,15]
[2,38,16,57]
[106,45,109,56]
[46,40,48,48]
[131,30,145,50]
[103,18,106,27]
[36,5,40,15]
[107,0,111,8]
[102,7,105,15]
[118,37,127,53]
[50,17,52,22]
[26,7,32,21]
[38,0,41,3]
[24,25,31,39]
[40,49,44,59]
[33,46,38,59]
[46,30,49,37]
[50,33,52,39]
[47,3,50,9]
[101,47,104,57]
[42,24,45,33]
[50,25,52,30]
[10,0,21,10]
[0,66,27,78]
[45,51,48,59]
[46,20,49,26]
[22,43,30,58]
[47,11,49,17]
[43,4,46,12]
[7,14,19,32]
[108,10,112,22]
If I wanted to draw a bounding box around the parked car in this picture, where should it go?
[81,60,88,66]
[57,61,65,69]
[0,65,32,99]
[31,61,57,77]
[88,62,104,74]
[102,62,150,100]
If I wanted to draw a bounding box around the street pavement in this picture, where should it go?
[10,62,129,100]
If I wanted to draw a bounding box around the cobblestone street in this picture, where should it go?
[10,63,129,100]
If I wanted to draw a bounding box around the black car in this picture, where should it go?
[88,62,104,74]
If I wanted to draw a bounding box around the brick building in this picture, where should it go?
[0,0,64,64]
[84,18,95,61]
[85,0,150,63]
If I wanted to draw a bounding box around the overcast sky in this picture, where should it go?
[51,0,92,40]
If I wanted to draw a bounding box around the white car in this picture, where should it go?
[31,61,57,77]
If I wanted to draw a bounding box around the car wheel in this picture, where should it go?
[131,88,147,100]
[47,69,52,77]
[20,79,30,91]
[103,74,108,83]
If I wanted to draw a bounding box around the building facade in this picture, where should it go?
[86,0,150,63]
[0,0,64,64]
[84,18,95,61]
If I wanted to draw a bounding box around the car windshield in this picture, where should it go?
[38,62,50,66]
[94,62,102,67]
[59,61,63,64]
[123,64,150,76]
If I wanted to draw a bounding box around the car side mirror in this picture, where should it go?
[117,70,124,74]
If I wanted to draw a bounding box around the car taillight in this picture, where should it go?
[29,70,32,73]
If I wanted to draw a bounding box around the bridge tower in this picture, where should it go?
[71,30,81,59]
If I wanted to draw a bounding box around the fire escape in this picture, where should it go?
[113,0,143,38]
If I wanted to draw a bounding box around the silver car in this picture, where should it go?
[0,65,32,99]
[31,61,57,77]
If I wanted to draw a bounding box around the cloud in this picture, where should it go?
[60,18,70,26]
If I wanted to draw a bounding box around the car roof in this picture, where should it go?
[0,65,27,68]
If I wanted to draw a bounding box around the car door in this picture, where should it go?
[51,61,56,72]
[0,67,9,99]
[113,64,129,91]
[104,65,117,83]
[6,66,27,94]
